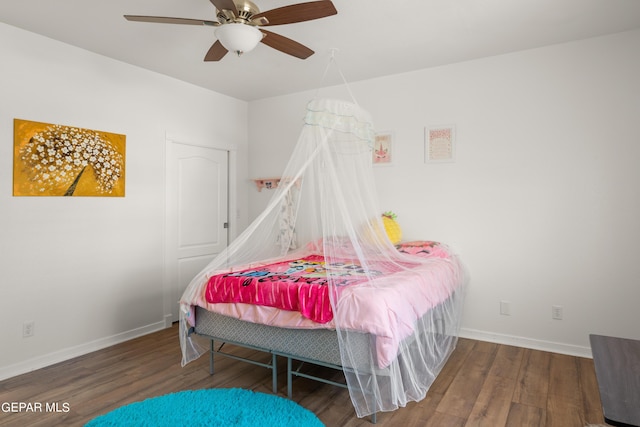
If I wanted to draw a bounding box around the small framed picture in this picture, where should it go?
[373,131,393,166]
[425,125,455,163]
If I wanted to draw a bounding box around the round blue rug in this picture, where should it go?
[85,388,324,427]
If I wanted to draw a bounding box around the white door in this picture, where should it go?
[165,142,228,324]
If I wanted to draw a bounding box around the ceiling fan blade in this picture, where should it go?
[259,29,313,59]
[124,15,219,26]
[204,40,228,61]
[210,0,238,16]
[251,1,337,26]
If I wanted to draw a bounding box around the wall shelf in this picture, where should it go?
[253,178,282,192]
[252,177,302,192]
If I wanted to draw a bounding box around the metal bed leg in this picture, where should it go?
[280,353,378,423]
[272,353,278,394]
[210,339,215,375]
[287,357,293,399]
[370,376,377,424]
[208,339,278,394]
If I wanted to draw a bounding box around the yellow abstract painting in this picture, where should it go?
[13,119,126,197]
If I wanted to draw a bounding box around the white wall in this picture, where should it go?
[248,29,640,357]
[0,23,249,379]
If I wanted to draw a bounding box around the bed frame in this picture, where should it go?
[189,288,461,423]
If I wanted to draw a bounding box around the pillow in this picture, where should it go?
[304,236,355,253]
[381,211,402,245]
[395,241,450,258]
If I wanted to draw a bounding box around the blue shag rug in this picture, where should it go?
[85,388,324,427]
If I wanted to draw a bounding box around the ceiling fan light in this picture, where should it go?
[215,23,262,55]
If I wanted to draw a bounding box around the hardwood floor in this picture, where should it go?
[0,325,605,427]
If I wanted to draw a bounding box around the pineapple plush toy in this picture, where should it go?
[382,211,402,245]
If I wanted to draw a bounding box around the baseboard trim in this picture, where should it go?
[0,321,166,382]
[164,313,173,328]
[460,327,593,358]
[1,323,593,381]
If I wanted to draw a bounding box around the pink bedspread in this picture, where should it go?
[204,255,380,323]
[198,241,463,367]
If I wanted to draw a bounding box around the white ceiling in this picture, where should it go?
[2,0,640,101]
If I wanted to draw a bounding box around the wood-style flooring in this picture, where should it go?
[0,324,605,426]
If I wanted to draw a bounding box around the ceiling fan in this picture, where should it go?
[124,0,337,61]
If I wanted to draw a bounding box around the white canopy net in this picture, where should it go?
[180,98,465,418]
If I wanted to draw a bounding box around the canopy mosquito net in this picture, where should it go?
[180,98,465,418]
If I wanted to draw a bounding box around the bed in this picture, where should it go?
[181,240,465,422]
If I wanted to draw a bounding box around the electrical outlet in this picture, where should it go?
[23,321,35,338]
[500,300,511,316]
[552,305,563,320]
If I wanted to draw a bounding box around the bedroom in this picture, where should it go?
[1,0,639,425]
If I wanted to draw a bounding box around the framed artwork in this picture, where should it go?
[425,125,455,163]
[13,119,126,197]
[373,131,393,166]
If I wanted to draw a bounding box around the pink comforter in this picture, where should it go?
[199,241,463,367]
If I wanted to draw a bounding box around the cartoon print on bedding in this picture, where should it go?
[204,255,381,323]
